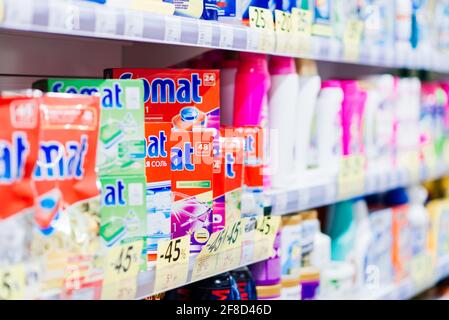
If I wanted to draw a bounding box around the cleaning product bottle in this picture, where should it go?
[230,267,258,300]
[233,53,270,127]
[407,185,430,258]
[268,56,299,189]
[202,0,219,20]
[220,58,238,126]
[315,80,343,177]
[327,200,355,261]
[281,213,302,278]
[193,272,241,300]
[295,59,321,181]
[310,219,331,272]
[352,197,373,292]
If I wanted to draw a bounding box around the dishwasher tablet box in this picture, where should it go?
[145,121,173,261]
[212,130,244,232]
[171,129,214,253]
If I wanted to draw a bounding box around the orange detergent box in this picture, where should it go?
[105,69,220,252]
[232,126,265,217]
[212,128,245,232]
[0,91,41,268]
[170,129,214,252]
[145,121,173,261]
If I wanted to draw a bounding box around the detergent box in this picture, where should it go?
[170,129,214,252]
[145,121,173,261]
[232,126,264,217]
[105,68,220,252]
[33,79,148,270]
[212,128,245,232]
[0,91,41,269]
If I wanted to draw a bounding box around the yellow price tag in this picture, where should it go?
[249,6,274,31]
[398,150,420,182]
[343,20,364,61]
[249,6,275,51]
[219,220,243,270]
[191,229,225,281]
[253,216,281,261]
[0,264,25,300]
[338,155,366,199]
[422,143,437,176]
[101,240,143,299]
[103,240,144,283]
[291,8,312,54]
[275,10,291,53]
[153,235,190,293]
[410,253,434,289]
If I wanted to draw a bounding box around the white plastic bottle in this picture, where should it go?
[220,59,238,126]
[295,59,321,182]
[351,197,374,292]
[315,80,343,177]
[407,185,430,257]
[310,220,331,272]
[268,56,299,188]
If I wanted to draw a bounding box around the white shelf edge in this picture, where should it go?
[0,0,449,73]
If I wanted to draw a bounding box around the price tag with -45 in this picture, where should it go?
[220,220,243,270]
[253,216,281,261]
[154,235,190,293]
[102,240,144,300]
[0,264,25,300]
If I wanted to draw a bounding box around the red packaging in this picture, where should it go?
[212,128,244,232]
[33,93,100,229]
[0,93,40,220]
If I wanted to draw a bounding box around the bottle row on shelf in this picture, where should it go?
[1,0,449,71]
[1,50,449,299]
[150,179,449,301]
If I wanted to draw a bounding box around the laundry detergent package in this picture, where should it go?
[145,122,173,261]
[312,0,333,37]
[0,91,41,268]
[31,93,101,292]
[232,126,264,217]
[171,129,214,252]
[105,68,220,252]
[212,128,244,232]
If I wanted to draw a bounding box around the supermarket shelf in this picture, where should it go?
[367,255,449,300]
[1,0,449,72]
[267,161,449,215]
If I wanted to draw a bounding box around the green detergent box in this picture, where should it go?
[33,79,148,269]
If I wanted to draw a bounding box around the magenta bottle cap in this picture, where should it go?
[269,56,296,75]
[321,80,341,89]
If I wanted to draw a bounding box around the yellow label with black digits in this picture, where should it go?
[344,20,364,61]
[253,216,281,261]
[249,6,274,31]
[0,264,25,300]
[338,155,366,199]
[153,235,190,293]
[103,240,144,283]
[275,10,291,53]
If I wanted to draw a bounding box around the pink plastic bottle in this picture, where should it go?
[340,80,367,157]
[233,53,270,127]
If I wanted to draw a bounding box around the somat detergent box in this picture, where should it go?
[145,122,173,261]
[232,126,264,217]
[170,129,214,252]
[33,79,147,264]
[212,128,244,232]
[0,91,41,268]
[105,68,220,252]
